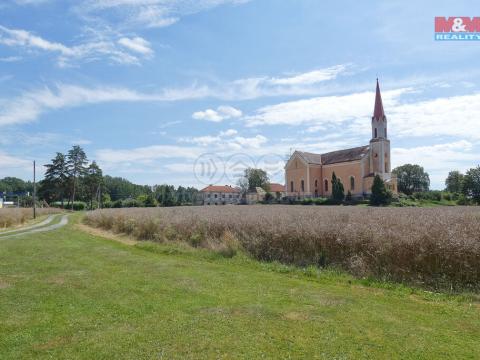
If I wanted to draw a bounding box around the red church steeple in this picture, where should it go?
[373,78,385,119]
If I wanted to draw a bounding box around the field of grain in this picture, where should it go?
[84,206,480,291]
[0,208,61,229]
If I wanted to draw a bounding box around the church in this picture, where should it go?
[285,80,397,198]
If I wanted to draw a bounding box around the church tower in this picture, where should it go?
[369,79,391,176]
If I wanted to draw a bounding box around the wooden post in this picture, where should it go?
[33,161,36,219]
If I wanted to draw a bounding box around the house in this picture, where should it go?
[268,183,287,199]
[246,183,286,204]
[246,187,266,204]
[285,80,397,198]
[198,185,241,205]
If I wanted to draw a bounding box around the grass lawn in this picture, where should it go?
[0,214,479,359]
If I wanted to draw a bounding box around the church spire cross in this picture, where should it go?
[373,78,385,119]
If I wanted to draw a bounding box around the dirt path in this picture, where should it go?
[0,215,69,240]
[0,215,57,236]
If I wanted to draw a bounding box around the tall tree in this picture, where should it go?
[43,153,68,206]
[66,145,88,210]
[462,166,480,204]
[392,164,430,195]
[239,168,270,192]
[370,175,391,206]
[445,170,464,193]
[84,161,103,209]
[331,172,345,203]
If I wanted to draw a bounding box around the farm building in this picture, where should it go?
[198,185,241,205]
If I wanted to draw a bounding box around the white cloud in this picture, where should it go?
[180,129,265,150]
[393,141,480,188]
[118,36,153,55]
[244,88,411,127]
[0,65,351,125]
[269,65,347,86]
[77,0,251,29]
[96,145,202,164]
[0,25,153,66]
[0,83,210,126]
[13,0,51,4]
[193,105,242,122]
[243,87,480,141]
[219,129,238,136]
[0,56,22,62]
[0,152,30,166]
[390,93,480,140]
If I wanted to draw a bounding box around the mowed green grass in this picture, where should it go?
[0,215,479,359]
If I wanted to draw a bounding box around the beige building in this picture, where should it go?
[198,185,241,205]
[285,80,397,198]
[245,183,287,204]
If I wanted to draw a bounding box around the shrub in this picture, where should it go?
[331,172,345,203]
[72,202,87,211]
[370,175,392,206]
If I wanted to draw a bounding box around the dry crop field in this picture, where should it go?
[0,208,61,229]
[84,206,480,291]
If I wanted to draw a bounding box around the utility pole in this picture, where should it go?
[33,160,36,219]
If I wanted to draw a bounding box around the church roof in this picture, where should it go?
[321,145,370,165]
[295,145,369,166]
[373,78,385,119]
[297,152,322,165]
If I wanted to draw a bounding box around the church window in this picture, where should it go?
[301,180,305,192]
[324,179,329,192]
[315,179,318,187]
[350,176,355,191]
[374,128,377,138]
[290,181,294,192]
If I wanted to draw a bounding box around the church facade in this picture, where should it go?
[285,80,397,198]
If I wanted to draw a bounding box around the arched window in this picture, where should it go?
[290,181,294,192]
[301,180,305,192]
[315,179,318,188]
[324,179,329,192]
[350,176,355,191]
[374,128,377,138]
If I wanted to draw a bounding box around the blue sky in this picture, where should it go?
[0,0,479,189]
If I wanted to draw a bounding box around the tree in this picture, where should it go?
[84,161,103,209]
[345,190,352,202]
[331,172,345,203]
[239,168,270,192]
[43,153,68,206]
[66,145,88,210]
[462,166,480,204]
[392,164,430,195]
[445,170,464,193]
[0,177,32,194]
[155,184,176,207]
[370,175,392,206]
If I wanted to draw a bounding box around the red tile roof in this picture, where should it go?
[200,185,240,193]
[268,183,285,192]
[373,78,385,119]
